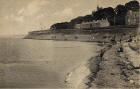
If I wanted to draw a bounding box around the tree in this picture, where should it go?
[92,9,105,20]
[115,4,127,25]
[70,16,84,24]
[104,7,116,25]
[115,5,127,15]
[92,7,115,25]
[82,15,94,22]
[125,0,139,11]
[50,22,70,30]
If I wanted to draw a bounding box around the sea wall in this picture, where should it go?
[25,26,138,42]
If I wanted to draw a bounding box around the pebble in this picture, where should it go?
[129,80,134,84]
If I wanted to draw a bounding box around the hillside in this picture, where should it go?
[25,0,139,42]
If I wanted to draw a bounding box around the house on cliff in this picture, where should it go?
[75,19,109,29]
[125,10,139,25]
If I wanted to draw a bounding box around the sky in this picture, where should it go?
[0,0,136,35]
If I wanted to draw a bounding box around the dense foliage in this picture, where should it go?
[50,0,139,30]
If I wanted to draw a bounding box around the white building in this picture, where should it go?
[75,19,109,29]
[98,19,110,27]
[125,10,139,25]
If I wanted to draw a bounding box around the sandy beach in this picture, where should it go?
[64,36,140,89]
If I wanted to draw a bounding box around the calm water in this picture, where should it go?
[0,37,101,88]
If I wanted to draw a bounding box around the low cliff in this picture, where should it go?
[25,26,138,43]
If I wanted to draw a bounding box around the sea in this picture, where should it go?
[0,37,101,88]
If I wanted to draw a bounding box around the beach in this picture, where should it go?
[65,36,140,89]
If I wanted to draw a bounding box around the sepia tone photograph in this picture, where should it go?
[0,0,140,89]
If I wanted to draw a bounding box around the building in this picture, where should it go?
[74,24,81,29]
[75,19,109,29]
[98,19,110,27]
[125,10,139,25]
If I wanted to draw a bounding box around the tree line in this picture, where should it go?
[50,0,139,30]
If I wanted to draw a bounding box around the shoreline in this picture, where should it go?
[65,39,140,89]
